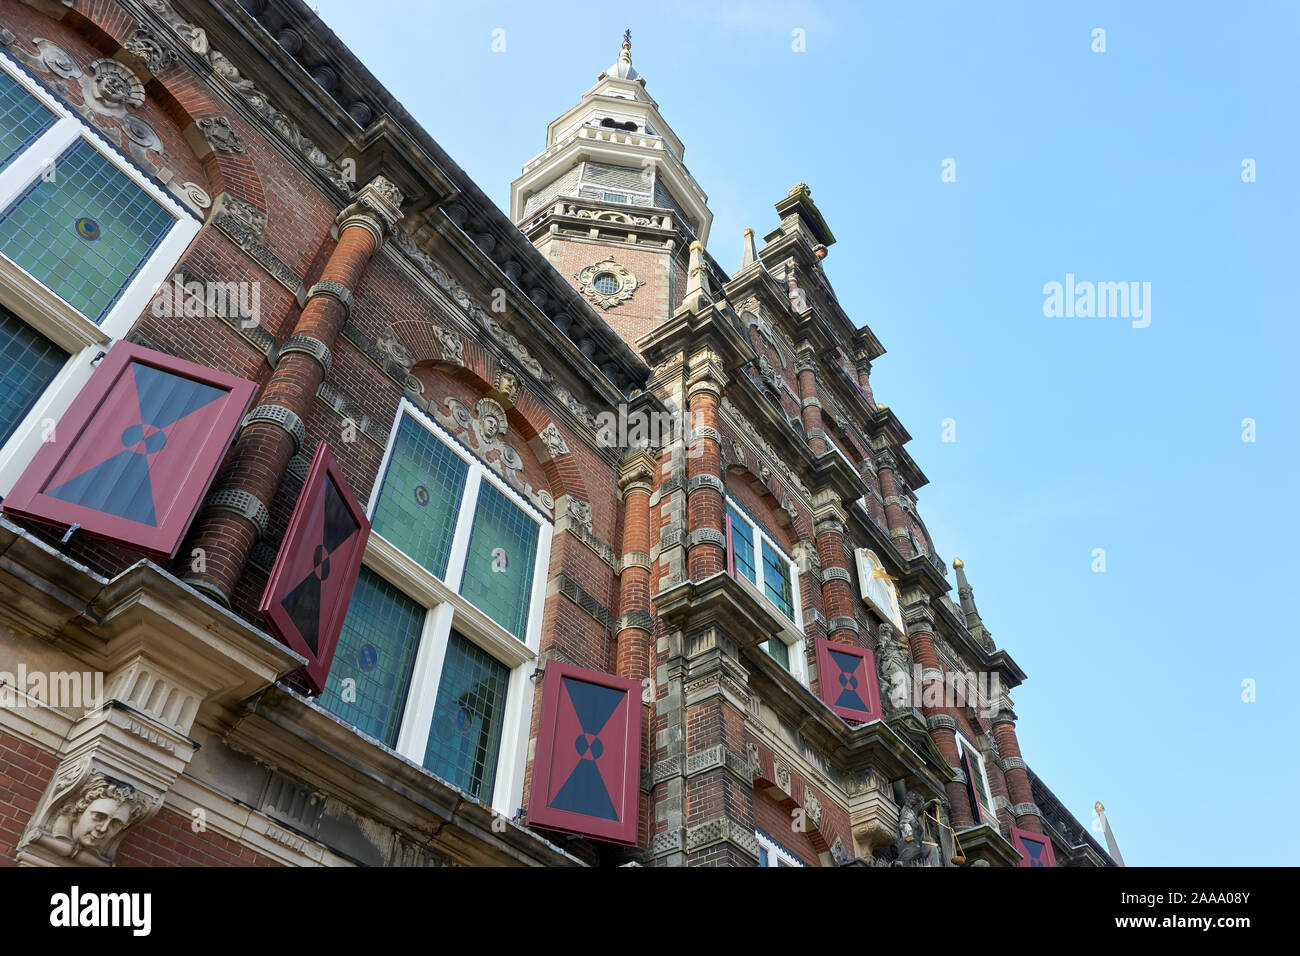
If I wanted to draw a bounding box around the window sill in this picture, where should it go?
[0,255,108,353]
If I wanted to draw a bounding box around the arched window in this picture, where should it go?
[0,52,200,494]
[315,399,553,816]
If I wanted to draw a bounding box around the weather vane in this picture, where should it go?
[623,28,631,46]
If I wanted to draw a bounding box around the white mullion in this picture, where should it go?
[0,116,79,211]
[444,466,482,591]
[394,601,454,764]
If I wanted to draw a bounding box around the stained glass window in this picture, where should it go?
[0,304,67,447]
[762,539,794,619]
[0,69,55,172]
[422,630,509,801]
[370,414,468,579]
[317,568,424,747]
[0,139,174,322]
[728,503,756,583]
[459,479,539,640]
[766,638,790,670]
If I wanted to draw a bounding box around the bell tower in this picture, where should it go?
[510,33,713,350]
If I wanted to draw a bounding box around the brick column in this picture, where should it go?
[615,451,656,682]
[875,449,915,559]
[183,177,404,603]
[903,595,974,827]
[854,350,876,408]
[991,707,1043,833]
[795,345,828,456]
[812,493,857,646]
[684,353,726,581]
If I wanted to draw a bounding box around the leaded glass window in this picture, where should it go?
[0,304,66,447]
[762,539,794,619]
[422,630,509,800]
[0,69,55,172]
[727,503,756,583]
[0,139,174,322]
[766,638,790,671]
[317,568,424,747]
[459,479,539,640]
[371,413,468,578]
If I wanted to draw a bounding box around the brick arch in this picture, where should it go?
[722,462,808,548]
[396,320,592,512]
[56,0,266,211]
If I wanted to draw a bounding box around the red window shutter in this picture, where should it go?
[1,342,255,559]
[1009,826,1058,867]
[813,637,882,723]
[258,442,370,696]
[960,750,984,824]
[527,661,641,846]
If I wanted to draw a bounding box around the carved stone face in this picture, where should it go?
[94,71,132,105]
[72,797,131,849]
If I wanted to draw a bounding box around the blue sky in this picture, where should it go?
[314,0,1299,865]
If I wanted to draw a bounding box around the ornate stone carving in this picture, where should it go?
[124,27,178,75]
[435,397,553,516]
[143,0,355,192]
[492,367,519,405]
[576,258,643,310]
[213,196,307,301]
[84,58,146,111]
[434,325,465,366]
[198,115,245,152]
[746,741,761,777]
[893,790,941,867]
[566,497,593,535]
[803,787,823,828]
[538,422,570,458]
[875,622,910,715]
[19,769,157,866]
[774,761,791,794]
[34,38,82,79]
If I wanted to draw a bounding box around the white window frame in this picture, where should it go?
[725,494,807,686]
[0,50,200,496]
[355,399,552,816]
[755,828,806,867]
[955,731,996,823]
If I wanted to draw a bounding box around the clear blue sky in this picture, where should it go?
[314,0,1299,865]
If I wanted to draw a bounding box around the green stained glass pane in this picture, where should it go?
[762,540,794,619]
[0,70,56,172]
[371,414,468,578]
[0,139,174,322]
[728,504,756,583]
[422,630,508,801]
[459,480,538,640]
[317,568,424,747]
[0,304,67,446]
[766,638,790,671]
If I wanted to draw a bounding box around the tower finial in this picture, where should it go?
[623,28,632,48]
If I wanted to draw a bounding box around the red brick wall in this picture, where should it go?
[538,236,674,349]
[0,731,58,866]
[116,807,279,867]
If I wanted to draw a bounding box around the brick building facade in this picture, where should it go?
[0,0,1112,868]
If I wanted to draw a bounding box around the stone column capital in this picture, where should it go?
[332,175,404,247]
